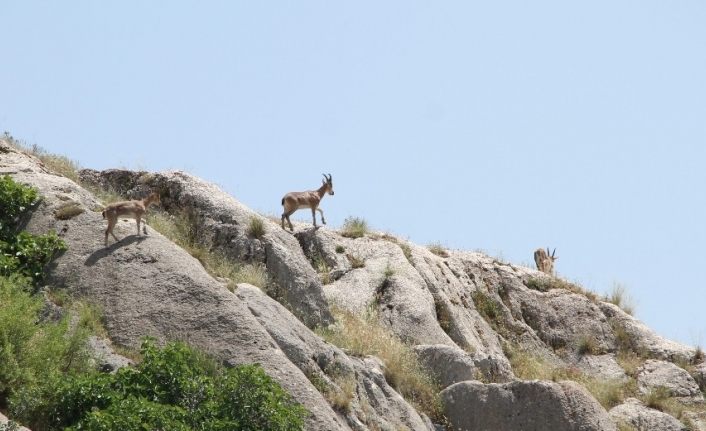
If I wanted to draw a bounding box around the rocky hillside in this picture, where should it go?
[2,138,705,431]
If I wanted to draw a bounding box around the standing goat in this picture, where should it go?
[102,192,161,246]
[534,247,557,275]
[281,174,334,231]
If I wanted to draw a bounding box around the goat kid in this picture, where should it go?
[102,192,161,246]
[534,247,557,275]
[281,174,334,231]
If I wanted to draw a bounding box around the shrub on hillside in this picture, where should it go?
[14,339,307,430]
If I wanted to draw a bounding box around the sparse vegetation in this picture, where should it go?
[471,290,500,322]
[525,276,598,301]
[146,210,268,290]
[693,345,704,364]
[427,242,449,258]
[247,216,266,239]
[434,297,453,334]
[606,283,635,315]
[311,253,332,285]
[576,334,600,356]
[335,245,345,254]
[324,373,356,413]
[399,242,413,264]
[505,344,635,410]
[317,307,444,422]
[341,217,368,239]
[54,201,85,220]
[346,253,365,269]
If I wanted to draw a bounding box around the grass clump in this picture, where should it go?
[312,253,332,285]
[12,338,307,431]
[605,283,635,315]
[399,243,414,264]
[576,334,600,356]
[53,201,84,220]
[335,245,345,254]
[525,276,598,301]
[341,217,368,239]
[317,307,444,422]
[247,216,266,239]
[505,345,633,410]
[324,373,356,413]
[146,211,268,290]
[471,290,501,323]
[427,242,449,258]
[346,253,365,269]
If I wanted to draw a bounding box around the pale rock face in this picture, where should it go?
[235,284,433,431]
[413,344,514,388]
[609,398,687,431]
[574,353,629,381]
[4,138,704,430]
[440,380,617,431]
[79,168,333,329]
[692,362,706,392]
[636,359,704,403]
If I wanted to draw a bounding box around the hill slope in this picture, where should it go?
[2,138,705,430]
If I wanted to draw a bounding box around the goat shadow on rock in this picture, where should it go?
[85,235,147,267]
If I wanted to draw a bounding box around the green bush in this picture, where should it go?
[0,275,93,418]
[0,175,39,240]
[0,231,67,283]
[0,176,66,284]
[18,339,307,430]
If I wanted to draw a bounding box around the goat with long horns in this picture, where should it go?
[281,174,334,231]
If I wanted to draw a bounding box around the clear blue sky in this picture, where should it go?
[2,2,705,346]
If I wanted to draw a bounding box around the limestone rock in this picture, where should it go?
[636,359,703,403]
[609,398,687,431]
[693,362,706,392]
[441,380,617,431]
[574,353,629,381]
[78,168,333,329]
[413,344,513,388]
[236,283,434,431]
[87,336,133,373]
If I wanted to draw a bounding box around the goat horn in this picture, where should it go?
[552,248,556,258]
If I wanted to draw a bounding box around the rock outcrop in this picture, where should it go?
[3,138,705,431]
[441,380,617,431]
[609,398,687,431]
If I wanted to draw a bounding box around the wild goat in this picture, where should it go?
[102,192,161,246]
[281,174,334,231]
[534,247,557,275]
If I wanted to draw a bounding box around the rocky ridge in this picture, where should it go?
[1,139,704,431]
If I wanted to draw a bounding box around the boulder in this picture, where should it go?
[440,380,617,431]
[413,344,513,388]
[236,283,434,431]
[574,353,628,381]
[636,360,703,403]
[609,398,687,431]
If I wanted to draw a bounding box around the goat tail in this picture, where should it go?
[281,198,285,206]
[101,210,106,219]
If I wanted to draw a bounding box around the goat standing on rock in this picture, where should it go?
[534,247,557,275]
[281,174,334,231]
[102,192,161,246]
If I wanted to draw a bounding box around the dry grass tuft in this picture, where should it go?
[506,345,634,410]
[427,242,449,258]
[605,283,635,315]
[317,307,444,421]
[54,201,85,220]
[341,217,368,239]
[247,216,266,239]
[146,210,268,290]
[525,276,598,301]
[346,253,365,269]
